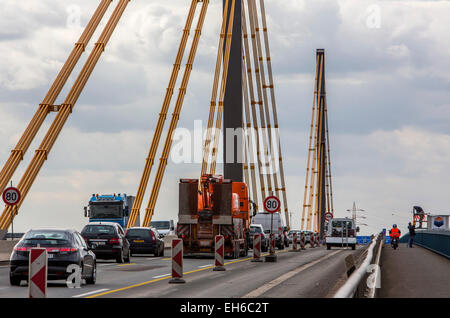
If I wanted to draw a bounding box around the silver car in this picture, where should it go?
[287,230,302,244]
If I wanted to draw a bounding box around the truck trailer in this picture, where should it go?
[176,174,254,258]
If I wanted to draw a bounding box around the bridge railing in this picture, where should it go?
[334,233,383,298]
[400,230,450,259]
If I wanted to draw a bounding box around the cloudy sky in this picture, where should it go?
[1,0,450,235]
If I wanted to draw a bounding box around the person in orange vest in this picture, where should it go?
[389,224,401,247]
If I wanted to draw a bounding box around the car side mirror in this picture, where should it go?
[170,226,174,231]
[356,227,360,233]
[84,206,88,218]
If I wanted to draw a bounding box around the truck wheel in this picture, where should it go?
[326,244,331,250]
[124,249,131,263]
[351,244,356,250]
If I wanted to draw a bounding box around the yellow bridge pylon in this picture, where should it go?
[301,49,334,237]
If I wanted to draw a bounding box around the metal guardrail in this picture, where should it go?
[400,230,450,258]
[333,233,383,298]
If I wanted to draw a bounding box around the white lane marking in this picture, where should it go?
[146,257,163,261]
[72,289,110,298]
[98,263,116,267]
[153,274,170,279]
[243,250,342,298]
[198,264,214,268]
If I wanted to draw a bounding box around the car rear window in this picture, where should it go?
[82,225,116,235]
[22,230,71,246]
[250,227,262,233]
[126,229,151,238]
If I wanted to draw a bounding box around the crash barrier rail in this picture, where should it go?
[334,233,383,298]
[400,230,450,259]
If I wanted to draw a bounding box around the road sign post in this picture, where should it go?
[2,185,21,240]
[263,196,280,263]
[29,248,47,298]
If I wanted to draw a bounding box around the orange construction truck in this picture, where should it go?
[176,174,255,258]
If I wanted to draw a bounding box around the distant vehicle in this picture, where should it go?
[9,228,96,286]
[287,230,302,244]
[150,220,175,237]
[325,218,358,250]
[125,227,165,257]
[84,194,136,228]
[301,230,313,244]
[81,222,130,263]
[252,212,289,249]
[249,224,269,252]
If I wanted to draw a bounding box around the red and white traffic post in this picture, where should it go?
[169,239,185,284]
[310,232,316,248]
[315,233,321,247]
[28,248,47,298]
[300,231,306,250]
[290,232,300,252]
[214,235,226,271]
[251,234,263,262]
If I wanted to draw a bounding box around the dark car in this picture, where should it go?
[125,227,165,257]
[9,228,96,286]
[81,222,130,263]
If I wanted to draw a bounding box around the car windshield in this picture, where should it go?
[332,221,353,229]
[22,230,70,246]
[90,203,122,219]
[82,225,116,235]
[151,221,170,230]
[126,229,151,238]
[250,227,262,234]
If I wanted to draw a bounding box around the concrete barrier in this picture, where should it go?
[0,240,18,262]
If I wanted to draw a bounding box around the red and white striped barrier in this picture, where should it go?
[214,235,226,271]
[310,233,316,248]
[169,239,185,284]
[29,248,47,298]
[300,232,306,250]
[289,232,300,252]
[251,234,263,262]
[315,233,321,247]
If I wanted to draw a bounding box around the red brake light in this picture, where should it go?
[260,233,264,238]
[109,237,120,244]
[150,231,156,241]
[59,247,78,253]
[14,247,27,252]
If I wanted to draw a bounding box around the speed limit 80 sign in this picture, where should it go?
[264,196,281,213]
[2,187,21,206]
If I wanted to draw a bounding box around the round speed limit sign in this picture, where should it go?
[264,196,281,213]
[2,187,21,206]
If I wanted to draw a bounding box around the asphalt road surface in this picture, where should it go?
[379,244,450,298]
[0,246,363,298]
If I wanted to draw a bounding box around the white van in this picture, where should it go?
[252,212,289,249]
[325,218,358,250]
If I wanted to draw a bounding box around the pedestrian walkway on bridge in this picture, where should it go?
[379,244,450,298]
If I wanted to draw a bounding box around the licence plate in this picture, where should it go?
[48,254,54,259]
[134,240,144,243]
[91,241,105,245]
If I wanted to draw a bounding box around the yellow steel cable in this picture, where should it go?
[127,0,200,228]
[200,0,230,180]
[209,0,236,175]
[141,0,210,227]
[245,0,273,199]
[254,0,290,229]
[0,0,130,230]
[242,41,259,211]
[0,0,112,195]
[242,0,266,208]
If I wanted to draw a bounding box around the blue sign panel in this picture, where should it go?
[357,236,371,245]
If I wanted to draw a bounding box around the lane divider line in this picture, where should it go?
[198,264,214,268]
[72,289,110,298]
[153,274,170,279]
[118,263,137,267]
[87,248,306,298]
[242,250,342,298]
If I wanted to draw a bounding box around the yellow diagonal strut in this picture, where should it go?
[0,0,131,230]
[141,0,210,227]
[0,0,112,195]
[127,0,201,228]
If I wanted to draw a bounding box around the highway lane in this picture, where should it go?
[0,246,363,298]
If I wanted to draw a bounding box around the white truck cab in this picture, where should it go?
[325,218,358,250]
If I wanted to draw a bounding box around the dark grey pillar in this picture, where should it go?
[223,0,243,182]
